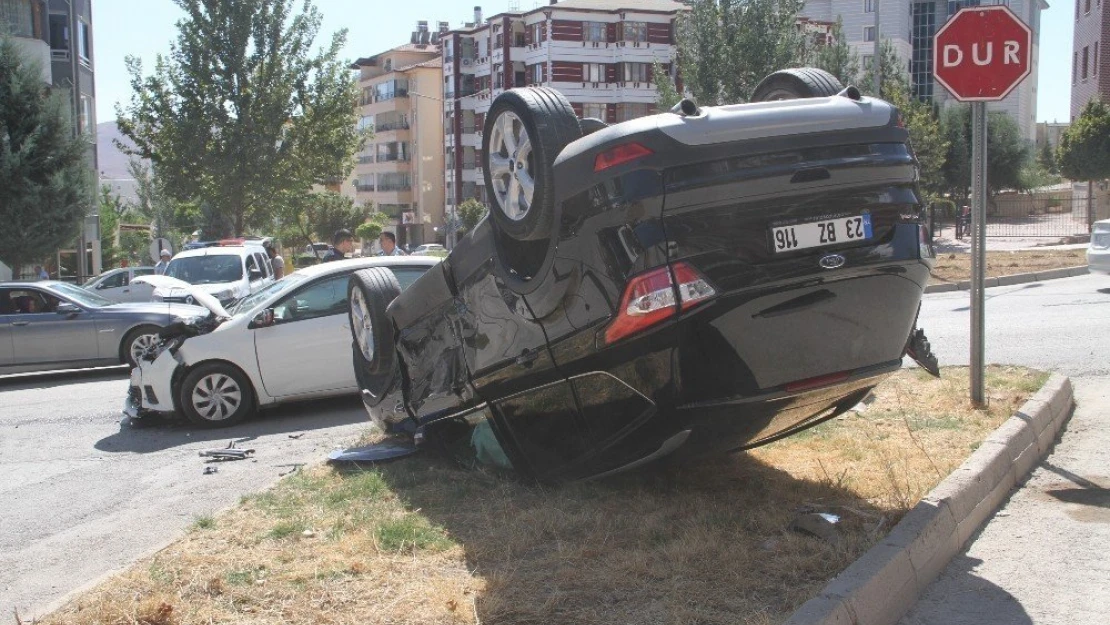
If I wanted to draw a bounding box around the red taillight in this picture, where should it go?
[603,262,716,345]
[594,142,653,172]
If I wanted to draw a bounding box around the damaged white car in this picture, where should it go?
[124,257,439,427]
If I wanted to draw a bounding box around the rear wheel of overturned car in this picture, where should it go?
[179,362,255,428]
[751,67,844,102]
[348,268,401,403]
[121,325,161,368]
[483,87,582,246]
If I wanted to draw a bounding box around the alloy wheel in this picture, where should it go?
[129,333,159,364]
[488,110,535,221]
[190,373,243,421]
[350,288,375,361]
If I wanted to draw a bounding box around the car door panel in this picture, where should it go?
[10,305,100,364]
[0,317,13,367]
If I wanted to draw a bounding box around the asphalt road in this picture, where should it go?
[0,367,369,619]
[1,273,1106,621]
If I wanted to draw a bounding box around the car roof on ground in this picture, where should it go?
[288,256,441,280]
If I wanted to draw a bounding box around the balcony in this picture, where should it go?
[375,121,410,132]
[354,183,376,192]
[357,156,374,164]
[378,183,412,192]
[13,38,52,84]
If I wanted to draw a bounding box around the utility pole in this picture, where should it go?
[873,0,882,96]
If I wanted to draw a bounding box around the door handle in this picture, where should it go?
[12,321,29,327]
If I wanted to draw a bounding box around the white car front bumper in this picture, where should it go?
[123,350,181,416]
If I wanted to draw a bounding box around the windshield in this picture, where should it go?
[165,254,244,285]
[52,282,113,307]
[82,274,104,287]
[228,273,309,315]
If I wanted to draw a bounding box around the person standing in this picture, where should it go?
[154,249,171,274]
[265,242,285,279]
[322,229,354,263]
[34,265,49,280]
[377,231,407,256]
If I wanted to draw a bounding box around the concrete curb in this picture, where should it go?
[783,374,1075,625]
[924,265,1089,294]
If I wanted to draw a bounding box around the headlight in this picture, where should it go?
[214,289,235,302]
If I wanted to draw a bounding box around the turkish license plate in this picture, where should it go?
[772,214,873,253]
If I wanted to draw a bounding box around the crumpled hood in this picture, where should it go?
[132,275,231,318]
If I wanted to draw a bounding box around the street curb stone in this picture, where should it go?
[782,373,1074,625]
[923,265,1088,294]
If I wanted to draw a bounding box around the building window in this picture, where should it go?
[862,54,874,71]
[1073,51,1078,84]
[378,172,412,192]
[616,103,653,122]
[864,0,875,12]
[582,102,605,119]
[0,0,34,38]
[48,12,68,51]
[584,21,606,42]
[373,78,409,102]
[531,22,543,43]
[948,0,981,18]
[1082,46,1089,79]
[911,1,936,103]
[1095,42,1100,76]
[1085,0,1092,12]
[530,62,545,83]
[584,62,605,83]
[493,64,503,89]
[623,62,650,83]
[77,19,90,62]
[863,26,876,42]
[79,94,93,133]
[622,21,647,43]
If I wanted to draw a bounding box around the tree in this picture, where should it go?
[457,198,488,234]
[97,185,125,268]
[1037,142,1058,175]
[884,85,948,200]
[940,105,1031,202]
[858,38,909,101]
[354,211,390,243]
[1058,100,1110,226]
[117,0,365,237]
[653,61,682,111]
[675,0,807,105]
[0,36,93,271]
[807,16,858,87]
[283,191,367,252]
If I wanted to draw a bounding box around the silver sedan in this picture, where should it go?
[0,281,209,375]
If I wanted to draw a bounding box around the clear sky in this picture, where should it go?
[91,0,1076,126]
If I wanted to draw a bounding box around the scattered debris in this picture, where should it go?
[199,441,255,461]
[288,432,305,439]
[327,438,420,464]
[203,466,219,475]
[302,529,316,538]
[277,463,304,477]
[790,512,843,546]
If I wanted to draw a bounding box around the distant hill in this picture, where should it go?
[96,121,137,180]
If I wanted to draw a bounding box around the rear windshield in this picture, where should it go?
[165,255,244,284]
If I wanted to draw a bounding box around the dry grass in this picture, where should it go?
[929,249,1086,284]
[40,366,1046,625]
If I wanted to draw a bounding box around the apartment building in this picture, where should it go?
[801,0,1047,142]
[347,25,447,247]
[442,0,685,217]
[1,0,99,280]
[1071,0,1109,118]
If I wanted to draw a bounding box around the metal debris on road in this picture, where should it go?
[199,440,255,461]
[203,466,219,475]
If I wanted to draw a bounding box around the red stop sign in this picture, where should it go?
[933,6,1032,102]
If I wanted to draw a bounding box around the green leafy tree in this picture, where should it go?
[457,198,488,234]
[117,0,365,238]
[858,38,909,100]
[0,36,93,271]
[97,185,126,268]
[283,191,367,253]
[1057,99,1110,183]
[884,85,948,200]
[653,61,682,111]
[354,211,390,243]
[675,0,807,105]
[807,16,858,87]
[940,105,1031,202]
[1037,142,1058,175]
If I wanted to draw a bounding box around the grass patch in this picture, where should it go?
[929,249,1086,284]
[191,516,215,531]
[40,365,1045,625]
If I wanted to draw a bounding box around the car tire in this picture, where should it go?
[179,362,255,428]
[121,325,161,367]
[482,87,582,243]
[751,67,844,102]
[348,268,401,402]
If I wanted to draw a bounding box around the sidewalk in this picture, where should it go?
[899,377,1110,625]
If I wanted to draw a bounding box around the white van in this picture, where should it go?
[153,242,275,305]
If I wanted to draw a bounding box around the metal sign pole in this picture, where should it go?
[970,102,988,406]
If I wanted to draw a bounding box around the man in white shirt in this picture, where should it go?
[377,231,407,256]
[154,249,172,274]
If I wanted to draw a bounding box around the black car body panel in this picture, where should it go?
[362,92,936,481]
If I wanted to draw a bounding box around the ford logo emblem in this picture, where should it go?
[819,254,846,270]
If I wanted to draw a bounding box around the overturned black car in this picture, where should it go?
[345,68,939,481]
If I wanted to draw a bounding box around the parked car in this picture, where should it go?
[1087,219,1110,274]
[82,267,157,303]
[411,243,447,256]
[346,72,940,481]
[124,257,440,426]
[0,281,208,374]
[138,241,275,306]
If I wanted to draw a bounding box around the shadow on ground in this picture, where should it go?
[899,555,1033,625]
[94,395,367,454]
[0,366,128,391]
[355,451,895,625]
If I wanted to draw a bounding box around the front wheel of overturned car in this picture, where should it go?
[348,268,400,403]
[482,87,582,244]
[121,325,161,367]
[751,67,844,102]
[179,363,255,428]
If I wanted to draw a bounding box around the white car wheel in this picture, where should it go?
[488,110,536,222]
[190,372,243,421]
[350,287,375,362]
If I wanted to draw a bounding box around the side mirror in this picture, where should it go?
[251,308,275,328]
[249,269,264,280]
[56,303,81,314]
[95,282,107,289]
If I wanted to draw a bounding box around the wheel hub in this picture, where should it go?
[488,110,535,222]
